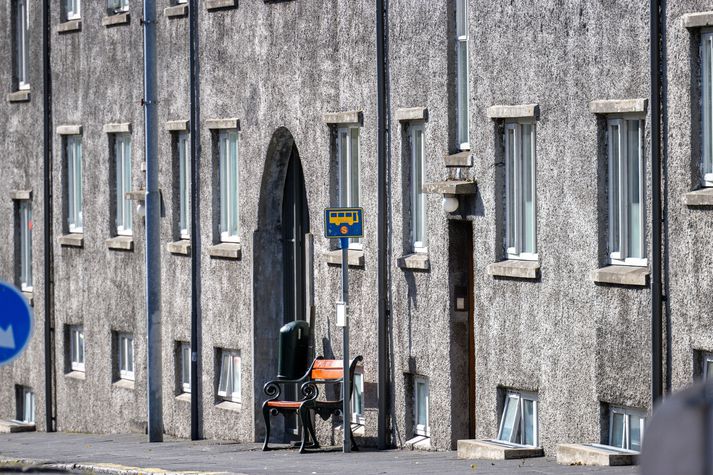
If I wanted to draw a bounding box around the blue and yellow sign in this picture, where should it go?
[324,207,364,239]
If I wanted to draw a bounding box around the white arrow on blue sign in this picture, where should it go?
[0,282,33,366]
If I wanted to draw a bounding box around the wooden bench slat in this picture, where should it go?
[312,359,343,369]
[266,400,302,409]
[312,368,343,380]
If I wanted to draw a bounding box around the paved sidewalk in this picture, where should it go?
[0,432,640,475]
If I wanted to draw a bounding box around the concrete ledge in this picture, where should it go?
[457,439,544,460]
[57,125,82,135]
[591,265,649,287]
[7,90,30,103]
[57,19,81,33]
[103,123,131,134]
[487,260,540,280]
[10,190,32,200]
[113,379,135,390]
[683,188,713,207]
[324,249,364,267]
[405,436,433,451]
[422,180,476,195]
[165,4,188,17]
[683,11,713,29]
[323,110,363,125]
[206,118,240,130]
[208,242,242,260]
[106,236,134,252]
[486,104,539,120]
[125,190,145,202]
[58,233,84,248]
[0,421,36,434]
[22,291,33,307]
[206,0,238,10]
[65,371,85,380]
[167,240,191,256]
[588,99,648,115]
[166,119,189,131]
[397,253,430,271]
[102,13,130,27]
[395,107,428,122]
[557,444,638,467]
[216,400,242,412]
[445,151,472,167]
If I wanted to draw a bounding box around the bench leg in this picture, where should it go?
[299,409,310,454]
[306,411,319,449]
[349,423,358,452]
[262,405,271,451]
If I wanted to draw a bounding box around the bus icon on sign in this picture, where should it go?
[324,208,364,239]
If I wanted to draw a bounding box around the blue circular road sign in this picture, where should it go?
[0,282,33,366]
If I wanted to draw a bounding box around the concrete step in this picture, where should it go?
[0,420,36,434]
[457,439,544,460]
[557,443,638,466]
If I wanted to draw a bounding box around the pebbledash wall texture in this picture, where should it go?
[1,0,713,456]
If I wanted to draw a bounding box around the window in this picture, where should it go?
[411,124,427,252]
[18,201,32,292]
[64,0,80,20]
[607,118,645,266]
[114,134,132,235]
[497,390,539,447]
[337,126,360,249]
[14,0,29,91]
[69,325,85,372]
[701,32,713,187]
[107,0,129,14]
[455,0,469,150]
[217,349,241,403]
[66,136,83,233]
[609,406,645,452]
[504,122,537,260]
[352,368,364,424]
[117,333,134,381]
[413,376,429,437]
[16,386,35,424]
[218,130,239,243]
[177,132,190,239]
[179,342,191,393]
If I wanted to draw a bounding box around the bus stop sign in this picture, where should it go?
[0,282,33,367]
[324,207,364,239]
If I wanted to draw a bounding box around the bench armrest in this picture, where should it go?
[263,376,309,400]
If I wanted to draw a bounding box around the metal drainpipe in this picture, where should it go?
[142,0,163,442]
[42,0,55,433]
[650,0,663,406]
[188,0,202,441]
[376,0,390,450]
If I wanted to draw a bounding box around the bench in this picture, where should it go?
[262,355,363,453]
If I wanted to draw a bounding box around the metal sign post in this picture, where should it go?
[324,207,364,454]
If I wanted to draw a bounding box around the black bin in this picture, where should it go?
[277,320,311,380]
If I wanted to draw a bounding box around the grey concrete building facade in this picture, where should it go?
[1,0,713,457]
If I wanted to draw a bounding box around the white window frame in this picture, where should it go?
[702,352,713,381]
[219,130,240,243]
[177,132,190,239]
[175,0,187,4]
[504,122,537,261]
[410,123,427,253]
[497,390,539,447]
[413,376,430,437]
[337,126,361,250]
[180,342,191,393]
[69,325,85,372]
[114,134,132,236]
[607,118,646,267]
[455,0,469,150]
[15,0,29,91]
[66,136,83,233]
[65,0,80,20]
[351,367,364,425]
[701,31,713,187]
[608,406,646,452]
[19,201,32,292]
[217,349,241,403]
[17,386,35,424]
[107,0,129,14]
[118,333,134,381]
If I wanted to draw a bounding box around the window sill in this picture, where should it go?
[21,291,33,307]
[486,260,540,280]
[165,4,188,18]
[102,13,130,27]
[59,233,84,248]
[556,443,638,467]
[7,90,30,103]
[405,435,432,451]
[176,393,191,403]
[57,19,82,33]
[683,188,713,207]
[206,0,238,11]
[167,240,191,256]
[324,249,365,268]
[0,420,36,433]
[591,265,649,287]
[65,371,86,380]
[106,236,134,252]
[113,379,135,390]
[208,242,242,260]
[397,253,430,271]
[216,400,242,412]
[457,439,544,460]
